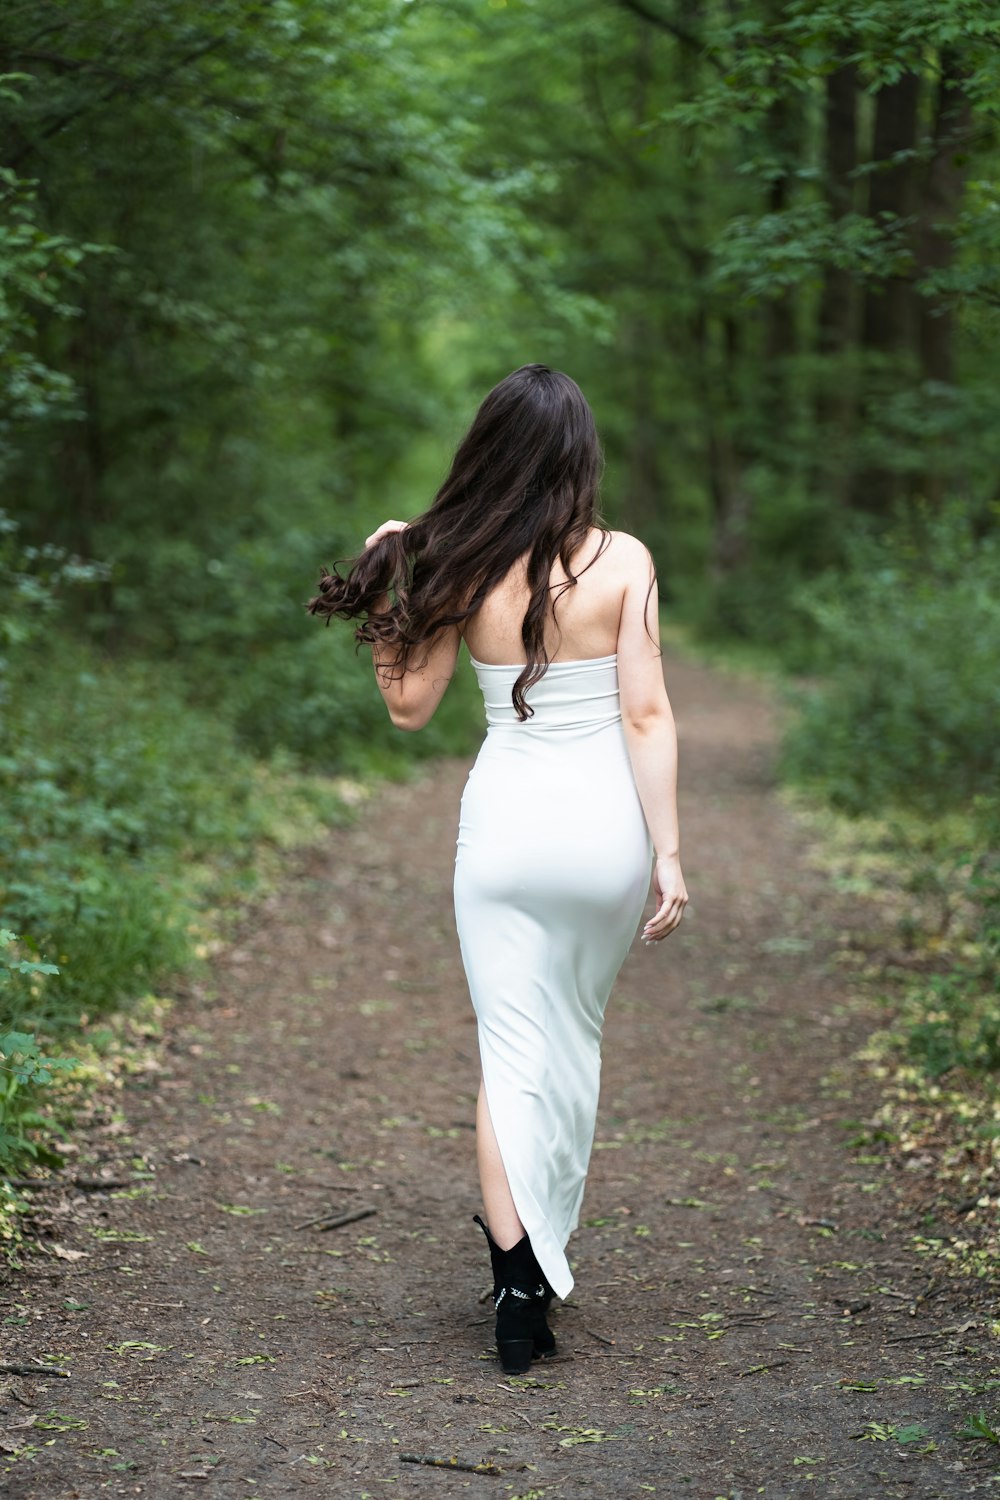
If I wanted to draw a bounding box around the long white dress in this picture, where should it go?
[454,653,652,1299]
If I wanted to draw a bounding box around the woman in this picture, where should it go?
[309,364,687,1374]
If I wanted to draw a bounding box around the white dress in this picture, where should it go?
[454,653,652,1298]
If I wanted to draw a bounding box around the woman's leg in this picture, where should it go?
[476,1077,525,1249]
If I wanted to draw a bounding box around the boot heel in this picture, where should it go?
[497,1338,534,1375]
[533,1324,556,1357]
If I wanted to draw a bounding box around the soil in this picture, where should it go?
[2,652,997,1499]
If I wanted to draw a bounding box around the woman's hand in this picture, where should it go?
[365,519,408,548]
[641,855,688,943]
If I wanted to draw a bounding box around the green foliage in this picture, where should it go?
[0,507,107,690]
[959,1411,1000,1445]
[5,0,1000,654]
[0,0,560,621]
[903,851,1000,1077]
[782,507,1000,816]
[0,932,73,1174]
[0,638,357,1031]
[0,132,103,465]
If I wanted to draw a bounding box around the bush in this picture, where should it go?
[0,931,73,1175]
[0,641,356,1031]
[903,848,1000,1078]
[692,470,843,665]
[782,506,1000,817]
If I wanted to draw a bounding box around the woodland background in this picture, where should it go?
[0,1,997,1224]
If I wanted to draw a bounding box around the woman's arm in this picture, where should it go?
[363,519,461,731]
[371,621,461,731]
[615,536,688,941]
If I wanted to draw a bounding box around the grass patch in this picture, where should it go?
[793,796,999,1284]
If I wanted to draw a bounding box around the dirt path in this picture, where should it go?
[2,653,997,1498]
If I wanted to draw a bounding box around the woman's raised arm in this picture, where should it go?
[371,623,462,731]
[362,519,461,731]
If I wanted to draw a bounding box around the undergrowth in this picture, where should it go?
[781,505,999,816]
[796,798,999,1283]
[1,641,354,1032]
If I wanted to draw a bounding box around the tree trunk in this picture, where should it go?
[52,308,106,560]
[914,54,974,504]
[814,53,858,504]
[620,22,666,563]
[862,72,921,359]
[694,306,750,579]
[917,55,972,389]
[737,0,797,457]
[853,71,922,514]
[759,83,798,447]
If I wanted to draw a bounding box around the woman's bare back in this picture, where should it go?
[462,528,637,665]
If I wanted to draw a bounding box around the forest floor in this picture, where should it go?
[2,652,998,1500]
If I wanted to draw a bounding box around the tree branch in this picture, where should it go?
[616,0,719,68]
[7,5,280,168]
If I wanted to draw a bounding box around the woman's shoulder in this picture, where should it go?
[597,529,654,573]
[558,528,653,598]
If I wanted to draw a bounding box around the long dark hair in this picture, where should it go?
[308,364,608,719]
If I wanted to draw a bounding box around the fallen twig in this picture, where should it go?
[300,1180,366,1193]
[883,1322,977,1345]
[294,1205,376,1232]
[585,1328,614,1346]
[572,1349,637,1359]
[737,1359,791,1377]
[317,1204,378,1232]
[0,1361,70,1378]
[401,1453,501,1475]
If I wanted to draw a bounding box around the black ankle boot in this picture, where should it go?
[474,1215,557,1374]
